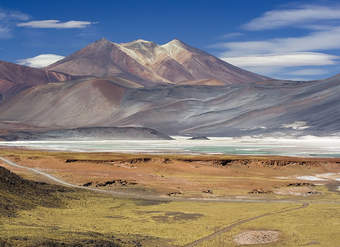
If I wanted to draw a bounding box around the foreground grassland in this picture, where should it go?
[1,188,340,247]
[197,202,340,247]
[0,190,297,246]
[0,148,339,246]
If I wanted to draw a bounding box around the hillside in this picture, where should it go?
[1,75,340,137]
[0,60,74,101]
[0,166,69,217]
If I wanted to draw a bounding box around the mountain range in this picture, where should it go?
[0,38,339,137]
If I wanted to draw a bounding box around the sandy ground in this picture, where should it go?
[0,148,339,198]
[233,230,280,245]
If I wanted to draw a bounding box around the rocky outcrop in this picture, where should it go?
[189,136,210,140]
[248,189,273,194]
[96,179,137,187]
[287,182,315,187]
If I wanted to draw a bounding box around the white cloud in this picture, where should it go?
[302,24,335,31]
[0,26,10,38]
[210,4,340,80]
[288,69,329,76]
[244,5,340,31]
[236,66,284,77]
[221,53,336,80]
[215,26,340,57]
[222,52,339,68]
[0,9,30,39]
[17,54,65,68]
[0,9,29,21]
[6,11,30,21]
[17,20,93,29]
[221,32,243,39]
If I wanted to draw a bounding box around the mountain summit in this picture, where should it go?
[47,38,268,86]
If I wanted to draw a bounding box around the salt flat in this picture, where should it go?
[1,135,340,157]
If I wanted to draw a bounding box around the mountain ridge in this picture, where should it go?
[0,60,75,102]
[47,38,268,86]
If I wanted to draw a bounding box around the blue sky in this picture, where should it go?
[1,0,340,80]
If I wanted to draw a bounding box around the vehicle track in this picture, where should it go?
[0,156,310,203]
[182,202,309,247]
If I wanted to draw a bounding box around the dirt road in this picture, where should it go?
[0,156,311,203]
[182,202,309,247]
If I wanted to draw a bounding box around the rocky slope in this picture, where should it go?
[47,38,268,86]
[0,60,74,101]
[1,75,340,137]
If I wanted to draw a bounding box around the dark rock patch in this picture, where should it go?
[83,182,93,187]
[306,191,320,195]
[248,189,273,195]
[152,211,203,222]
[95,179,137,187]
[167,191,182,197]
[188,136,210,140]
[163,158,171,164]
[287,182,315,187]
[66,158,151,165]
[128,158,151,164]
[213,159,233,166]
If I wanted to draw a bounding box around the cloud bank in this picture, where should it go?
[243,5,340,31]
[17,54,65,68]
[213,4,340,79]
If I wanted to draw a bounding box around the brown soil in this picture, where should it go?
[273,186,319,196]
[233,230,280,245]
[1,148,340,198]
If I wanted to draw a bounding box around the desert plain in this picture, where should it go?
[0,147,339,247]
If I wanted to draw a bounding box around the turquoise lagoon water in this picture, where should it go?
[1,136,340,157]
